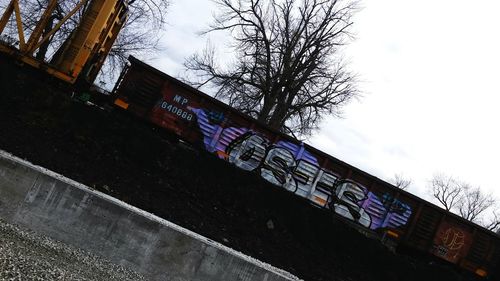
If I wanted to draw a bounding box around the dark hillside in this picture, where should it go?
[0,56,467,281]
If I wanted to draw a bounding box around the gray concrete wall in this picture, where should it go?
[0,150,300,281]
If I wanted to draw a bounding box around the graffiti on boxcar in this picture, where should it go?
[183,107,413,231]
[442,228,466,251]
[366,193,412,230]
[433,226,469,263]
[223,130,373,227]
[226,132,267,171]
[381,194,408,214]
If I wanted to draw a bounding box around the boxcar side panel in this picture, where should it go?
[112,56,499,278]
[113,57,417,235]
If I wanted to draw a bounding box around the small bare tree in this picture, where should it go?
[429,173,463,211]
[391,173,411,190]
[429,173,498,229]
[457,186,495,223]
[185,0,359,137]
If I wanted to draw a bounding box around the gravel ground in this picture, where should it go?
[0,219,145,281]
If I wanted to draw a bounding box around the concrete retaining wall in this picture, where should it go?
[0,150,300,281]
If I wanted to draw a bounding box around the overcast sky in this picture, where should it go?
[145,0,500,206]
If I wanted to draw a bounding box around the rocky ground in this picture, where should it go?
[0,54,482,281]
[0,219,145,281]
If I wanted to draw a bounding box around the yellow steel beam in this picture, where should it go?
[62,0,118,78]
[83,0,128,82]
[23,0,58,54]
[0,44,76,83]
[12,0,25,49]
[33,0,88,52]
[1,0,127,84]
[0,0,15,34]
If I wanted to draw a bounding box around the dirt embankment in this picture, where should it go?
[0,56,467,281]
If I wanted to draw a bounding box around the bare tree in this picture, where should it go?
[105,0,169,74]
[429,173,499,229]
[185,0,359,137]
[391,173,411,190]
[429,173,464,211]
[457,186,495,223]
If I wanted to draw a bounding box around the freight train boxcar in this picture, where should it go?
[111,56,500,279]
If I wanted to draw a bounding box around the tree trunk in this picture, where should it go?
[35,15,56,61]
[257,89,277,124]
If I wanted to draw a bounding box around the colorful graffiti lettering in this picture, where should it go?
[183,106,412,231]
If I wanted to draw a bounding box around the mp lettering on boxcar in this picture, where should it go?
[158,100,193,121]
[155,93,194,121]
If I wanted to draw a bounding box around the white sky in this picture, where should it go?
[145,0,500,205]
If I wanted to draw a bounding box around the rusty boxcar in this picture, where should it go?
[111,56,500,279]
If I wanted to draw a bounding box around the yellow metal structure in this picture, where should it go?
[51,0,127,80]
[0,0,127,84]
[84,0,127,83]
[0,0,25,48]
[23,0,58,54]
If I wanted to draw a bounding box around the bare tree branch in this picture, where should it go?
[429,173,498,228]
[185,0,359,137]
[429,173,463,211]
[457,186,495,223]
[391,173,411,190]
[483,210,500,232]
